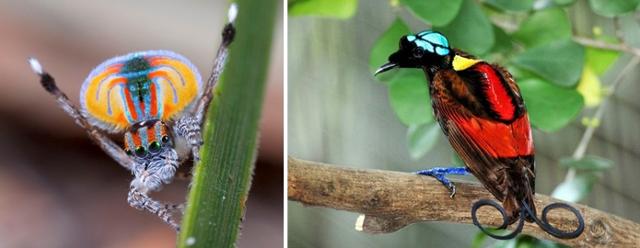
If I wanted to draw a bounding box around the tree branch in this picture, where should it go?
[288,157,640,247]
[572,36,640,57]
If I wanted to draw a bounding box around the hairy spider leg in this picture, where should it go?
[29,58,186,230]
[29,3,239,231]
[177,13,237,163]
[28,58,134,171]
[416,167,470,197]
[128,188,184,230]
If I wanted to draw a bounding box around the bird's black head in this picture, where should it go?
[375,30,452,76]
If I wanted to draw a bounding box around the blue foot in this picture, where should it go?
[416,167,469,198]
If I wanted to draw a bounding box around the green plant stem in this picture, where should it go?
[490,17,640,57]
[177,0,278,247]
[564,55,640,181]
[573,36,640,57]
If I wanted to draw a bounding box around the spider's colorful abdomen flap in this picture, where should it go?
[80,50,202,132]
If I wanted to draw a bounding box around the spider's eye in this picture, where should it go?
[135,146,147,157]
[125,149,133,156]
[149,141,161,153]
[161,135,170,144]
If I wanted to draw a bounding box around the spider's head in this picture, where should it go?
[124,120,178,193]
[375,30,452,76]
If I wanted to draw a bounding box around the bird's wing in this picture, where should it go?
[431,65,535,201]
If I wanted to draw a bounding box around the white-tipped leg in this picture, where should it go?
[127,188,183,231]
[181,4,238,166]
[28,57,134,171]
[28,57,44,75]
[192,9,237,122]
[228,3,238,24]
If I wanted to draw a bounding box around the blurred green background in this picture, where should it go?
[288,0,640,247]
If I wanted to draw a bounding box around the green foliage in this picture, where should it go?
[401,0,463,26]
[177,0,277,247]
[407,123,440,159]
[489,25,513,54]
[577,65,604,107]
[588,0,640,17]
[388,70,433,125]
[585,45,621,75]
[519,78,584,132]
[485,0,534,12]
[552,172,599,202]
[289,0,357,18]
[492,235,570,248]
[560,155,614,171]
[472,231,489,248]
[290,0,630,246]
[512,40,585,87]
[513,8,572,48]
[436,0,495,55]
[369,18,410,79]
[553,0,576,6]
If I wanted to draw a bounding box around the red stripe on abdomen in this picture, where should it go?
[149,82,158,117]
[123,88,138,121]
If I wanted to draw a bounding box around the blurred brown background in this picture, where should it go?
[0,0,283,247]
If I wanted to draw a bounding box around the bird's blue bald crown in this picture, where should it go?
[405,31,450,56]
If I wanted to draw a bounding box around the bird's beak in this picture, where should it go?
[374,62,398,76]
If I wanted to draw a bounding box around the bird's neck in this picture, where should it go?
[421,54,455,80]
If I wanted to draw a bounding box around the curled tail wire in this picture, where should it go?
[471,199,584,240]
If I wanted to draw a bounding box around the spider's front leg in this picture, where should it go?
[127,188,183,231]
[127,146,183,231]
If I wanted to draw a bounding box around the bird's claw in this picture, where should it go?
[447,183,457,198]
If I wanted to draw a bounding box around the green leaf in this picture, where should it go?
[485,0,534,12]
[489,25,513,54]
[585,46,621,75]
[436,0,495,55]
[506,65,538,80]
[388,70,433,125]
[492,239,517,248]
[560,155,614,171]
[177,0,277,247]
[370,18,411,81]
[472,231,488,248]
[512,40,585,87]
[588,0,640,17]
[407,123,440,160]
[519,78,584,132]
[513,8,571,47]
[551,173,598,202]
[289,0,358,19]
[577,66,605,107]
[401,0,463,26]
[553,0,576,5]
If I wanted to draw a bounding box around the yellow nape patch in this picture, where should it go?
[452,55,480,71]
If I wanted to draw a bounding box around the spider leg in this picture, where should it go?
[192,5,237,123]
[127,187,182,231]
[28,58,134,171]
[416,167,469,198]
[179,4,238,163]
